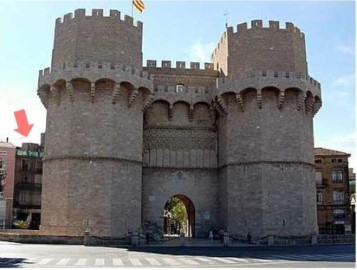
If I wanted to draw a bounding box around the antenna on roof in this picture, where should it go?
[224,10,229,28]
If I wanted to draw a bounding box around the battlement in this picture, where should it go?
[39,61,152,80]
[55,8,142,29]
[230,20,302,35]
[145,60,214,70]
[217,70,320,90]
[212,20,304,60]
[212,19,308,77]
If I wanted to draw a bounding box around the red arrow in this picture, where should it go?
[14,109,34,137]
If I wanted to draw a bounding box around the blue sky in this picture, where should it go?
[0,0,355,167]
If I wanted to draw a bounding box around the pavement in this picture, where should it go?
[0,240,355,268]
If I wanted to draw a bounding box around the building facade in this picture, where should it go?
[315,148,351,234]
[37,9,322,238]
[0,140,16,229]
[13,141,44,230]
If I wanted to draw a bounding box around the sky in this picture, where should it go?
[0,0,355,167]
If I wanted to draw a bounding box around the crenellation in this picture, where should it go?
[237,22,247,32]
[205,63,214,70]
[286,22,295,31]
[55,9,141,30]
[110,9,120,18]
[124,14,134,25]
[190,62,200,69]
[176,61,186,69]
[251,19,263,28]
[147,60,157,67]
[162,60,171,68]
[74,8,85,17]
[92,9,103,17]
[269,20,279,29]
[44,67,50,76]
[63,12,73,22]
[55,17,62,25]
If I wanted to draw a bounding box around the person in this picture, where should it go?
[208,230,213,243]
[247,233,252,244]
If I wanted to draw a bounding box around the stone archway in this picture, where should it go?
[163,194,195,237]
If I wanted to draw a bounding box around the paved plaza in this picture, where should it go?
[0,241,355,268]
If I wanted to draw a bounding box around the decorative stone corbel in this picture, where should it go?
[278,91,285,109]
[66,81,74,102]
[236,93,244,112]
[128,89,139,108]
[112,83,120,104]
[257,89,262,109]
[90,82,95,103]
[297,92,306,111]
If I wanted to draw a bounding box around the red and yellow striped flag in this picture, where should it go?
[133,0,145,13]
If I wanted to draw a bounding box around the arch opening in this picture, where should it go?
[163,194,195,237]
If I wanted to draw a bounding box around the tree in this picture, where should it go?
[14,220,29,229]
[0,159,5,193]
[166,197,187,228]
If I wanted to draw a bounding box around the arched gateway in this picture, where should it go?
[163,194,195,237]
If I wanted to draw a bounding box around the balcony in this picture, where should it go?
[15,182,42,191]
[332,200,345,205]
[13,202,41,209]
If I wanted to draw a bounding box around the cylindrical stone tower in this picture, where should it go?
[213,20,322,238]
[38,9,153,236]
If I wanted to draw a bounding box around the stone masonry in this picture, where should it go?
[38,9,321,238]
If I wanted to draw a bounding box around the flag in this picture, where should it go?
[133,0,145,13]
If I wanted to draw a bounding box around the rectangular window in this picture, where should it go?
[22,160,29,171]
[333,209,345,221]
[315,160,322,164]
[332,170,343,182]
[333,191,344,204]
[316,192,323,204]
[332,159,336,163]
[338,159,342,163]
[176,84,185,93]
[19,192,28,204]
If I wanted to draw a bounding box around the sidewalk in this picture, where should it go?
[141,237,254,247]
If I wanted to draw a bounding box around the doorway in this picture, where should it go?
[163,194,195,237]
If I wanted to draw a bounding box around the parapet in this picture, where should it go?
[39,61,152,80]
[55,8,142,29]
[145,60,214,70]
[233,20,303,36]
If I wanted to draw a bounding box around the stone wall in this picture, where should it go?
[52,9,143,70]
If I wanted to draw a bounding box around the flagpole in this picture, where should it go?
[131,0,134,18]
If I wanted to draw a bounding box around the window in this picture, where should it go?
[332,170,343,182]
[332,159,336,163]
[22,159,29,171]
[19,192,28,204]
[333,209,345,221]
[315,160,322,164]
[176,84,185,93]
[338,159,342,163]
[333,190,344,204]
[316,192,323,204]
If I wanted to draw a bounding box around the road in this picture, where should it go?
[0,241,355,268]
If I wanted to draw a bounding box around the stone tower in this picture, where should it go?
[212,21,321,237]
[38,9,153,236]
[38,10,322,239]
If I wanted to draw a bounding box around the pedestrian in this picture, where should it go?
[208,230,213,243]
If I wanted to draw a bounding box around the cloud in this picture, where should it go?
[189,42,216,63]
[336,45,355,56]
[333,74,355,87]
